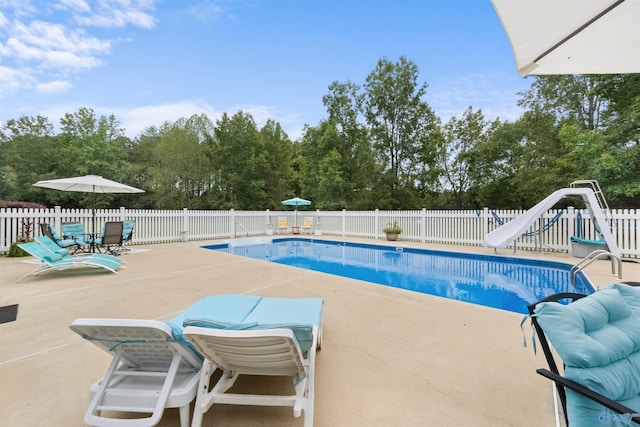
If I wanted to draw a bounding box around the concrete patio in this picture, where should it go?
[1,237,637,426]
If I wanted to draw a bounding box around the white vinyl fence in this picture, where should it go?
[1,206,639,258]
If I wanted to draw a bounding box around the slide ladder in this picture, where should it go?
[570,180,611,222]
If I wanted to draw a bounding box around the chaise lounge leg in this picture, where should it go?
[179,404,190,427]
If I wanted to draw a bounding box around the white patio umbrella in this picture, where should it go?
[33,175,144,235]
[492,0,640,76]
[281,197,311,227]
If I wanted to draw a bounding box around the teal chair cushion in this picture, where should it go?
[535,284,640,425]
[48,226,77,248]
[122,220,135,241]
[43,252,64,263]
[165,295,262,342]
[61,223,86,246]
[181,296,323,357]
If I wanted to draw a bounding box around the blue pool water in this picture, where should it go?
[203,238,594,314]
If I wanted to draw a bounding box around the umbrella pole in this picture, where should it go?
[92,190,96,253]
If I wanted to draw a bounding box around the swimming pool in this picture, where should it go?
[203,238,594,314]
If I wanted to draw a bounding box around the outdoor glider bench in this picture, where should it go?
[527,283,640,426]
[71,294,324,427]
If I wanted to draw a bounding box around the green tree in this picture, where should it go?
[209,111,263,209]
[518,75,610,131]
[0,115,57,204]
[439,108,488,207]
[471,119,525,209]
[362,56,439,209]
[47,107,129,208]
[255,120,294,209]
[517,74,640,207]
[299,81,377,209]
[144,115,215,209]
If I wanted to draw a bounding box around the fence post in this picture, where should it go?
[265,209,273,235]
[315,209,322,236]
[181,208,189,242]
[482,207,489,239]
[421,208,426,243]
[566,206,575,252]
[230,209,236,238]
[342,209,346,237]
[54,206,62,231]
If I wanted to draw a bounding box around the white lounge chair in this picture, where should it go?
[277,216,288,234]
[301,217,313,234]
[69,295,265,427]
[70,318,203,427]
[183,296,324,427]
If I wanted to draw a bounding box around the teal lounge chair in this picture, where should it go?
[182,295,324,427]
[17,242,122,280]
[35,236,124,266]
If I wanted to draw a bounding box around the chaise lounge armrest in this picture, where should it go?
[536,368,640,425]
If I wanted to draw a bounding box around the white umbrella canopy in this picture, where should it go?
[34,175,144,235]
[492,0,640,76]
[33,175,145,194]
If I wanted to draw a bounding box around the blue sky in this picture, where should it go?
[0,1,531,140]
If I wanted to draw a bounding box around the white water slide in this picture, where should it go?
[483,188,620,259]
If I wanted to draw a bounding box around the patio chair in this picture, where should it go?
[61,222,88,251]
[301,217,313,234]
[183,296,324,427]
[528,283,640,426]
[69,318,203,427]
[277,216,288,234]
[17,241,122,280]
[116,220,135,253]
[93,221,124,255]
[39,223,78,251]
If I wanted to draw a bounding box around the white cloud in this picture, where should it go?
[56,0,91,13]
[71,0,157,28]
[8,21,111,65]
[61,101,305,141]
[3,97,305,142]
[429,73,528,124]
[111,101,224,136]
[36,79,72,93]
[188,0,235,24]
[0,1,156,99]
[0,65,35,96]
[227,103,306,140]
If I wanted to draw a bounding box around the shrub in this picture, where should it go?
[8,242,29,257]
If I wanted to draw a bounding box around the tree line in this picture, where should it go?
[1,57,639,211]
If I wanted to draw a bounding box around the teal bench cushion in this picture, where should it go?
[535,284,640,425]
